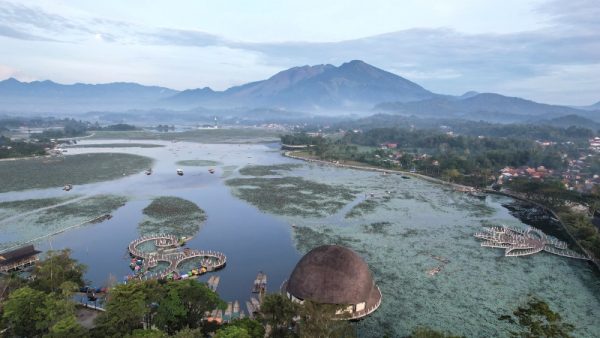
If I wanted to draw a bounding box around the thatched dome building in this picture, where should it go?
[285,245,382,319]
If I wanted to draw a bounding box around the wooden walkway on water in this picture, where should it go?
[475,226,591,261]
[127,234,227,280]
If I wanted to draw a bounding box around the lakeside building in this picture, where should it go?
[283,245,381,320]
[0,245,41,273]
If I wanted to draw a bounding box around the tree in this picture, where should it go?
[125,329,168,337]
[226,318,265,338]
[93,282,148,337]
[297,301,356,338]
[2,287,50,337]
[46,316,89,338]
[31,249,87,293]
[2,286,83,337]
[259,293,299,336]
[214,325,252,338]
[170,279,224,329]
[171,327,203,337]
[153,288,187,334]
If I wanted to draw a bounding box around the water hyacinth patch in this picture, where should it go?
[138,196,207,238]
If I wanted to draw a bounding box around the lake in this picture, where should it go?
[0,138,598,337]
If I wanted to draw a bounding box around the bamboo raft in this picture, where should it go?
[252,271,267,293]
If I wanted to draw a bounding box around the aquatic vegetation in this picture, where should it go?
[345,199,379,218]
[68,143,164,148]
[499,297,575,337]
[361,222,392,235]
[89,128,280,143]
[288,185,600,337]
[0,195,81,220]
[0,153,153,193]
[34,195,128,224]
[226,176,356,217]
[238,163,302,176]
[220,165,238,179]
[138,196,207,238]
[0,194,128,251]
[293,226,361,254]
[176,160,222,167]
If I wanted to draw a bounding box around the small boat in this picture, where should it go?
[145,168,152,175]
[176,168,184,176]
[401,175,410,179]
[63,184,73,191]
[208,168,215,174]
[468,191,487,200]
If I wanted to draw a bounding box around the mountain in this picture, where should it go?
[168,60,435,110]
[577,101,600,111]
[0,78,179,113]
[375,93,590,123]
[1,61,596,121]
[538,114,600,130]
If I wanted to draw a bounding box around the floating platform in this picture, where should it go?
[475,226,590,260]
[126,234,227,280]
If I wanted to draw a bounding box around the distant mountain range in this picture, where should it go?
[168,60,434,110]
[0,60,598,123]
[374,93,592,123]
[0,78,177,113]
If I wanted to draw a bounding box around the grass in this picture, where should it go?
[0,153,153,193]
[176,160,222,167]
[238,163,302,176]
[68,143,164,148]
[138,196,207,238]
[89,128,281,143]
[226,176,356,217]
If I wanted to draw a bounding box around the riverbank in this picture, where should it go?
[284,150,600,271]
[283,151,476,193]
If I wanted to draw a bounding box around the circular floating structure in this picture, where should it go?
[284,245,382,320]
[127,234,226,280]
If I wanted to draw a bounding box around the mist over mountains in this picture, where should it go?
[0,60,598,123]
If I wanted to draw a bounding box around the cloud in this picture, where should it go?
[0,0,598,104]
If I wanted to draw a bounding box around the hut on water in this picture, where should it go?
[0,245,41,272]
[284,245,382,320]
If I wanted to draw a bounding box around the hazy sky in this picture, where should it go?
[0,0,598,105]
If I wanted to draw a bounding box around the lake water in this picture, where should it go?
[0,139,598,337]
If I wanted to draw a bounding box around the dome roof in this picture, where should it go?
[286,245,378,305]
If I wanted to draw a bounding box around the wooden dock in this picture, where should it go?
[475,226,590,260]
[127,234,227,280]
[252,271,267,293]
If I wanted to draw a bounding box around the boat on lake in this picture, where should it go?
[63,184,73,191]
[145,168,152,175]
[176,168,184,176]
[208,168,215,174]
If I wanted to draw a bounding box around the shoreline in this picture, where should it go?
[283,150,600,271]
[283,151,476,192]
